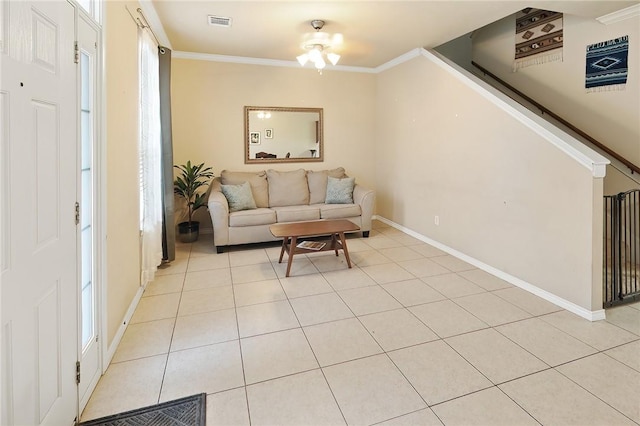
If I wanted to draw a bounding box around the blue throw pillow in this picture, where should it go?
[325,176,355,204]
[221,181,257,212]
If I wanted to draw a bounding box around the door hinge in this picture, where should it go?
[76,361,81,384]
[74,41,79,64]
[75,202,80,225]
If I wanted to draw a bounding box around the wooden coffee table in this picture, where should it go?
[269,219,360,277]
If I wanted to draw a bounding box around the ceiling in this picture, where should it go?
[147,1,637,69]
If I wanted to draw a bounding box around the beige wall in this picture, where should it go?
[104,1,142,346]
[472,13,640,167]
[375,54,602,311]
[170,59,377,227]
[604,164,640,194]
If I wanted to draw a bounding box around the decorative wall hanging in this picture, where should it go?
[585,35,629,92]
[514,8,563,71]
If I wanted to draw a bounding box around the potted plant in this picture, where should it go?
[174,160,214,243]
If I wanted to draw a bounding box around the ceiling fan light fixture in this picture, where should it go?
[308,46,323,62]
[297,19,342,71]
[296,54,309,66]
[303,31,330,49]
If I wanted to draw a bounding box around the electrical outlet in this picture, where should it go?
[434,215,440,226]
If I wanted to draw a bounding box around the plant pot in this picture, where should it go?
[177,221,200,243]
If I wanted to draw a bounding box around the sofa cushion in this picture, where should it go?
[319,204,361,219]
[221,170,269,208]
[307,167,347,204]
[221,181,257,212]
[229,208,276,227]
[272,205,320,223]
[326,176,355,204]
[267,169,309,207]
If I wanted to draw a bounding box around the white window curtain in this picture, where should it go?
[139,28,163,286]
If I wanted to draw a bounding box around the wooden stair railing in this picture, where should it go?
[471,61,640,175]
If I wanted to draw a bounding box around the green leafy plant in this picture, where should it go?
[173,161,214,225]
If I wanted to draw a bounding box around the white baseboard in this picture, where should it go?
[103,285,145,368]
[372,215,605,321]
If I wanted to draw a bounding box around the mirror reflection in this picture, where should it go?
[245,106,323,164]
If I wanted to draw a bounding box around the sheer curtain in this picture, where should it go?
[139,28,163,286]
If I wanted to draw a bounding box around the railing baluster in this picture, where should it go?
[603,190,640,307]
[604,197,608,304]
[633,196,636,295]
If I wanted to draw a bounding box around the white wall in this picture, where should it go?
[375,52,603,313]
[471,12,640,168]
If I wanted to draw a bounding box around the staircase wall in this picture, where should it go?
[470,12,639,167]
[375,50,606,316]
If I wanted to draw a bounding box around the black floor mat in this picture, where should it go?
[79,393,206,426]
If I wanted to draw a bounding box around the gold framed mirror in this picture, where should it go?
[244,106,323,164]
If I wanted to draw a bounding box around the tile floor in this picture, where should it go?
[81,220,640,425]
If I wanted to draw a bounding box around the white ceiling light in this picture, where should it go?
[296,20,343,72]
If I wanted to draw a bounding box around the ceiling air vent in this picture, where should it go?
[208,15,232,28]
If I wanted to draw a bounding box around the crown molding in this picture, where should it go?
[172,48,438,75]
[172,51,376,73]
[374,48,423,73]
[597,4,640,25]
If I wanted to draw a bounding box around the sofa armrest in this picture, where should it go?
[207,189,230,247]
[353,184,375,232]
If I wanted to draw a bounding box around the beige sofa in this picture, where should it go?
[207,168,375,253]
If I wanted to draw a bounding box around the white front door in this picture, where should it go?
[1,1,79,425]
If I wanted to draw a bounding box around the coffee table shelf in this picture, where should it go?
[269,220,360,277]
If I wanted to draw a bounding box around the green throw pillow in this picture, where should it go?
[221,181,257,212]
[325,176,355,204]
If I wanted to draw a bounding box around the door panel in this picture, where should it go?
[1,1,78,425]
[33,100,60,248]
[1,89,9,273]
[36,282,62,420]
[32,9,58,74]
